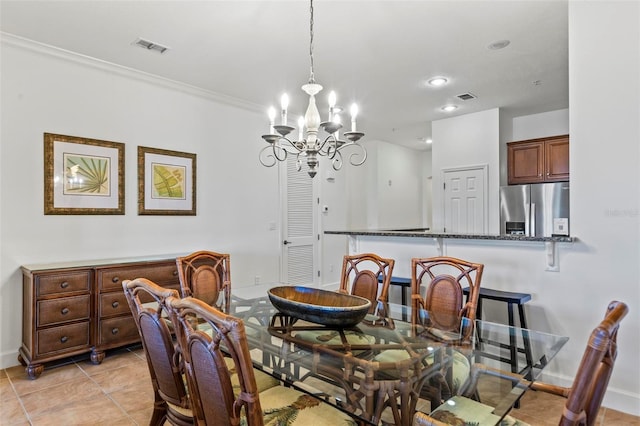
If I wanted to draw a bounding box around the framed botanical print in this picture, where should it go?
[138,146,196,215]
[44,133,125,215]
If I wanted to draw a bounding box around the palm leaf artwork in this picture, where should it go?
[152,163,185,199]
[64,154,110,195]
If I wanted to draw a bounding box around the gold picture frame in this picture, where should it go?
[138,146,196,215]
[44,133,125,215]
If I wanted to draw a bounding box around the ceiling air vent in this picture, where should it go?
[456,92,477,101]
[132,38,169,54]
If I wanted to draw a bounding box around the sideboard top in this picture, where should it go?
[21,253,187,272]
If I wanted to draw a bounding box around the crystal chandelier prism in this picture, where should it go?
[259,0,366,178]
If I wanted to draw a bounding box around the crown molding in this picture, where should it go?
[0,32,264,113]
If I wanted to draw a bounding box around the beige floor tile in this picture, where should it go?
[89,362,151,394]
[20,376,104,417]
[108,380,155,413]
[76,350,143,376]
[602,408,640,425]
[0,394,29,425]
[0,370,7,380]
[126,406,155,426]
[0,378,17,402]
[8,363,86,397]
[28,393,131,426]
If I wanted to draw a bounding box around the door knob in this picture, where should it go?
[283,240,291,245]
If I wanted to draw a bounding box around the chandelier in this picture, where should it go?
[259,0,366,178]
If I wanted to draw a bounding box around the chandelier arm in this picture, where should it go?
[331,149,343,171]
[278,137,306,154]
[259,144,288,167]
[347,144,368,166]
[316,134,336,156]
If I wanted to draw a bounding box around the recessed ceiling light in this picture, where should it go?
[441,105,458,112]
[427,77,448,87]
[488,39,510,50]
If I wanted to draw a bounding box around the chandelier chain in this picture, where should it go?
[308,0,315,83]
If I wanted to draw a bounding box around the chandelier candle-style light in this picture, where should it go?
[259,0,366,178]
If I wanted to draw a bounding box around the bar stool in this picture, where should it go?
[462,287,534,377]
[379,275,411,320]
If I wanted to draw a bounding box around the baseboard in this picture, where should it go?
[1,349,20,370]
[539,371,640,416]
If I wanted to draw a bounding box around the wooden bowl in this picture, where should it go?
[268,286,371,327]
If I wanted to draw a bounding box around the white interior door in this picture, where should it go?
[442,165,487,233]
[280,156,319,285]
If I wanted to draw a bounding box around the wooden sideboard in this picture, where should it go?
[19,255,182,379]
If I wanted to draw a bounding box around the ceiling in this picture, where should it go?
[0,0,569,150]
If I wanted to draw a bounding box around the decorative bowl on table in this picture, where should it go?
[267,286,371,327]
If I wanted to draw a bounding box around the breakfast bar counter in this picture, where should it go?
[325,229,575,273]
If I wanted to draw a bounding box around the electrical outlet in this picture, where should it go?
[254,276,260,285]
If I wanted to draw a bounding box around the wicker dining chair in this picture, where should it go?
[166,296,357,426]
[122,278,194,426]
[339,252,395,312]
[410,256,484,334]
[374,256,484,408]
[415,300,629,426]
[293,252,395,349]
[176,250,231,312]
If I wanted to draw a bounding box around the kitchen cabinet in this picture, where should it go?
[20,255,181,378]
[507,135,569,184]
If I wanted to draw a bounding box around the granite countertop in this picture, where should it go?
[324,229,574,243]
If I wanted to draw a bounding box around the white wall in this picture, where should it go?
[566,0,639,413]
[0,36,282,366]
[512,109,569,141]
[422,150,433,228]
[375,141,424,229]
[346,139,426,230]
[432,108,500,233]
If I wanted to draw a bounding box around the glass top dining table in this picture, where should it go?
[229,284,569,426]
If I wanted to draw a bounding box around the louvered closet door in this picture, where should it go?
[281,156,318,286]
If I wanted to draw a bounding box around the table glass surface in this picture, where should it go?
[226,284,569,426]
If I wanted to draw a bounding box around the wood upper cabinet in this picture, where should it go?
[507,135,569,184]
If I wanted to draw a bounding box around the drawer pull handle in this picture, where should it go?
[111,328,119,335]
[60,336,69,343]
[112,301,119,308]
[60,281,70,289]
[173,270,178,276]
[111,277,120,283]
[61,308,70,315]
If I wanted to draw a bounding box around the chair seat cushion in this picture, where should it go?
[166,401,193,418]
[429,395,530,426]
[258,385,356,425]
[373,349,471,394]
[223,357,280,394]
[294,329,376,347]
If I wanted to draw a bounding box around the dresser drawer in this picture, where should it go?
[36,322,90,356]
[98,263,179,292]
[37,271,91,297]
[98,316,139,346]
[37,295,91,327]
[99,292,130,318]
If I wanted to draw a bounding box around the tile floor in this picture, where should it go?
[1,346,639,425]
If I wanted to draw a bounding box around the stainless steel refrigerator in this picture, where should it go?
[499,182,570,237]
